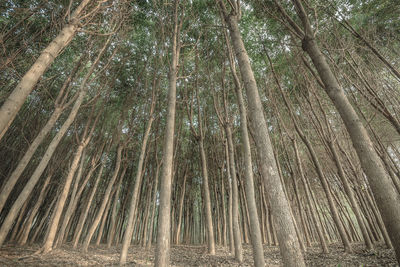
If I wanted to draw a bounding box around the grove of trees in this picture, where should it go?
[1,0,399,266]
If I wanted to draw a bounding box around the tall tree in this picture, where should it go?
[217,1,306,266]
[155,0,182,266]
[0,0,92,140]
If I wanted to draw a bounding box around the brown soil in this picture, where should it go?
[0,243,397,266]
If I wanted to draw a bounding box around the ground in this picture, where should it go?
[0,243,397,266]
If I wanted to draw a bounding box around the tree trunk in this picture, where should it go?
[224,142,235,253]
[147,160,160,249]
[220,168,227,247]
[120,116,154,264]
[95,192,113,246]
[328,140,373,250]
[225,126,243,262]
[0,53,83,214]
[0,107,62,214]
[198,139,216,254]
[72,162,104,248]
[107,177,123,248]
[155,2,180,265]
[175,170,187,245]
[292,0,400,261]
[218,3,306,266]
[0,0,91,140]
[82,145,123,251]
[42,144,85,253]
[0,35,111,247]
[224,26,265,265]
[18,173,51,245]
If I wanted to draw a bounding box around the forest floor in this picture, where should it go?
[0,242,397,266]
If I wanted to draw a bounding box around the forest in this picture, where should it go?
[0,0,399,266]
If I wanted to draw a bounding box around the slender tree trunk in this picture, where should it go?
[0,107,62,214]
[58,147,102,245]
[301,132,352,251]
[72,163,104,248]
[18,173,51,245]
[42,144,85,252]
[293,138,329,254]
[9,198,30,242]
[82,145,123,251]
[224,142,235,254]
[107,177,123,248]
[218,3,305,266]
[30,197,57,244]
[120,116,154,264]
[0,0,91,140]
[198,139,216,254]
[0,36,111,247]
[328,140,373,250]
[147,160,160,249]
[292,0,400,261]
[220,168,227,247]
[56,150,87,246]
[0,93,82,246]
[155,2,181,265]
[141,181,152,247]
[95,192,113,246]
[0,54,83,214]
[175,170,187,245]
[225,126,243,262]
[224,26,265,266]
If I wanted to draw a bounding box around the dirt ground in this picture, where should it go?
[0,242,397,266]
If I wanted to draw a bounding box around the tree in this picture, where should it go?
[0,0,92,140]
[217,1,306,266]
